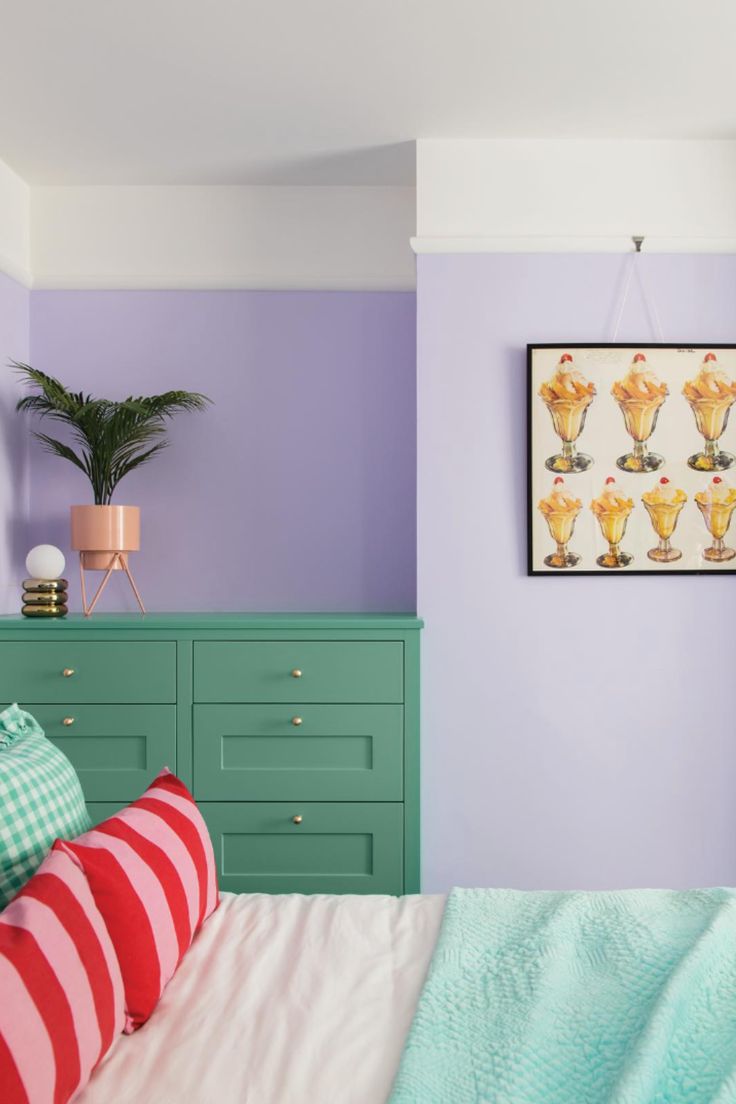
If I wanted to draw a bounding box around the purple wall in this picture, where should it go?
[0,272,29,612]
[418,253,736,892]
[26,290,416,612]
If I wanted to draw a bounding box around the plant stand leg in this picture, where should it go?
[120,557,146,614]
[82,553,120,617]
[79,552,146,616]
[79,555,90,616]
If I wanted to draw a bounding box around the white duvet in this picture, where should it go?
[77,892,445,1104]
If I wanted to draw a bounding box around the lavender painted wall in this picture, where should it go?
[0,272,29,612]
[27,290,416,612]
[418,253,736,892]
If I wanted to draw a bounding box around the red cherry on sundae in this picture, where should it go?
[553,476,564,485]
[633,353,647,363]
[660,477,670,484]
[605,476,616,485]
[705,352,717,362]
[560,353,573,363]
[713,476,723,484]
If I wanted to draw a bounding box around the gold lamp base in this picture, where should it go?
[22,578,69,617]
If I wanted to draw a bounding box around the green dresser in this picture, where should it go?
[0,614,422,895]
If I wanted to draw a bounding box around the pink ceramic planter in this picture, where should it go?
[70,505,141,570]
[70,505,146,615]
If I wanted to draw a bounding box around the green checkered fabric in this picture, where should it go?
[0,703,92,908]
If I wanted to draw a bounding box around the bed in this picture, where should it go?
[8,741,736,1104]
[11,879,736,1104]
[76,885,736,1104]
[76,891,445,1104]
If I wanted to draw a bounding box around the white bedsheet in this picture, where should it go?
[77,892,445,1104]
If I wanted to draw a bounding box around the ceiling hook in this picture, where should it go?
[632,235,644,253]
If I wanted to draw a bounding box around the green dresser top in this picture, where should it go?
[0,612,423,632]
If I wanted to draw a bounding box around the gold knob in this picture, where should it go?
[291,668,302,678]
[292,815,303,825]
[62,668,75,678]
[291,716,303,726]
[62,717,75,727]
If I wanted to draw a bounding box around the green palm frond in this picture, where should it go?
[13,361,211,504]
[33,433,90,475]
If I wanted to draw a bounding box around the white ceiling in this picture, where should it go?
[2,0,736,185]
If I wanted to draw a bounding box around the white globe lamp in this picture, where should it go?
[25,545,66,580]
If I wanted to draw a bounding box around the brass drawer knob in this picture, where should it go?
[291,716,303,727]
[62,717,75,727]
[292,815,303,825]
[291,668,302,679]
[62,668,75,678]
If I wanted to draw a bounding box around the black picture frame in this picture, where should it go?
[527,343,736,576]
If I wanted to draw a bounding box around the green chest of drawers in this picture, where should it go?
[0,613,422,895]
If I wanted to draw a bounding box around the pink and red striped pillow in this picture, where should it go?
[0,846,125,1104]
[58,769,218,1032]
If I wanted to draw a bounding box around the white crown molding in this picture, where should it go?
[416,140,736,245]
[7,139,736,288]
[0,157,30,286]
[30,184,417,292]
[0,249,32,287]
[31,271,415,292]
[411,236,736,255]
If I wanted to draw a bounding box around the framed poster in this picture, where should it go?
[528,344,736,575]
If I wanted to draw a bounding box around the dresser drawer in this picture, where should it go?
[199,802,403,895]
[193,641,403,703]
[30,705,176,802]
[0,642,176,704]
[193,704,402,801]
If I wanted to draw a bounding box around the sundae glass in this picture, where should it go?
[611,353,668,472]
[539,353,596,473]
[683,353,736,471]
[694,476,736,562]
[590,476,635,568]
[538,476,583,568]
[641,476,687,563]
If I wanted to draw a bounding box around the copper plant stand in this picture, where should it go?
[79,552,146,616]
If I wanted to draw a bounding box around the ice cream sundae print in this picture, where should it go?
[641,476,687,563]
[539,354,596,473]
[683,353,736,472]
[611,353,668,473]
[695,475,736,561]
[537,477,583,568]
[590,476,634,568]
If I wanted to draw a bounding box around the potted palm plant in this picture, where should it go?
[15,363,210,612]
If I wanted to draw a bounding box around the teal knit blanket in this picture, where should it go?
[389,887,736,1104]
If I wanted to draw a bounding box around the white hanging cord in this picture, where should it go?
[610,250,637,342]
[635,256,665,343]
[610,236,665,343]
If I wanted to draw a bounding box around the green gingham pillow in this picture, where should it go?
[0,703,92,907]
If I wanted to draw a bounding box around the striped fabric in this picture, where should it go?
[0,846,125,1104]
[59,769,218,1032]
